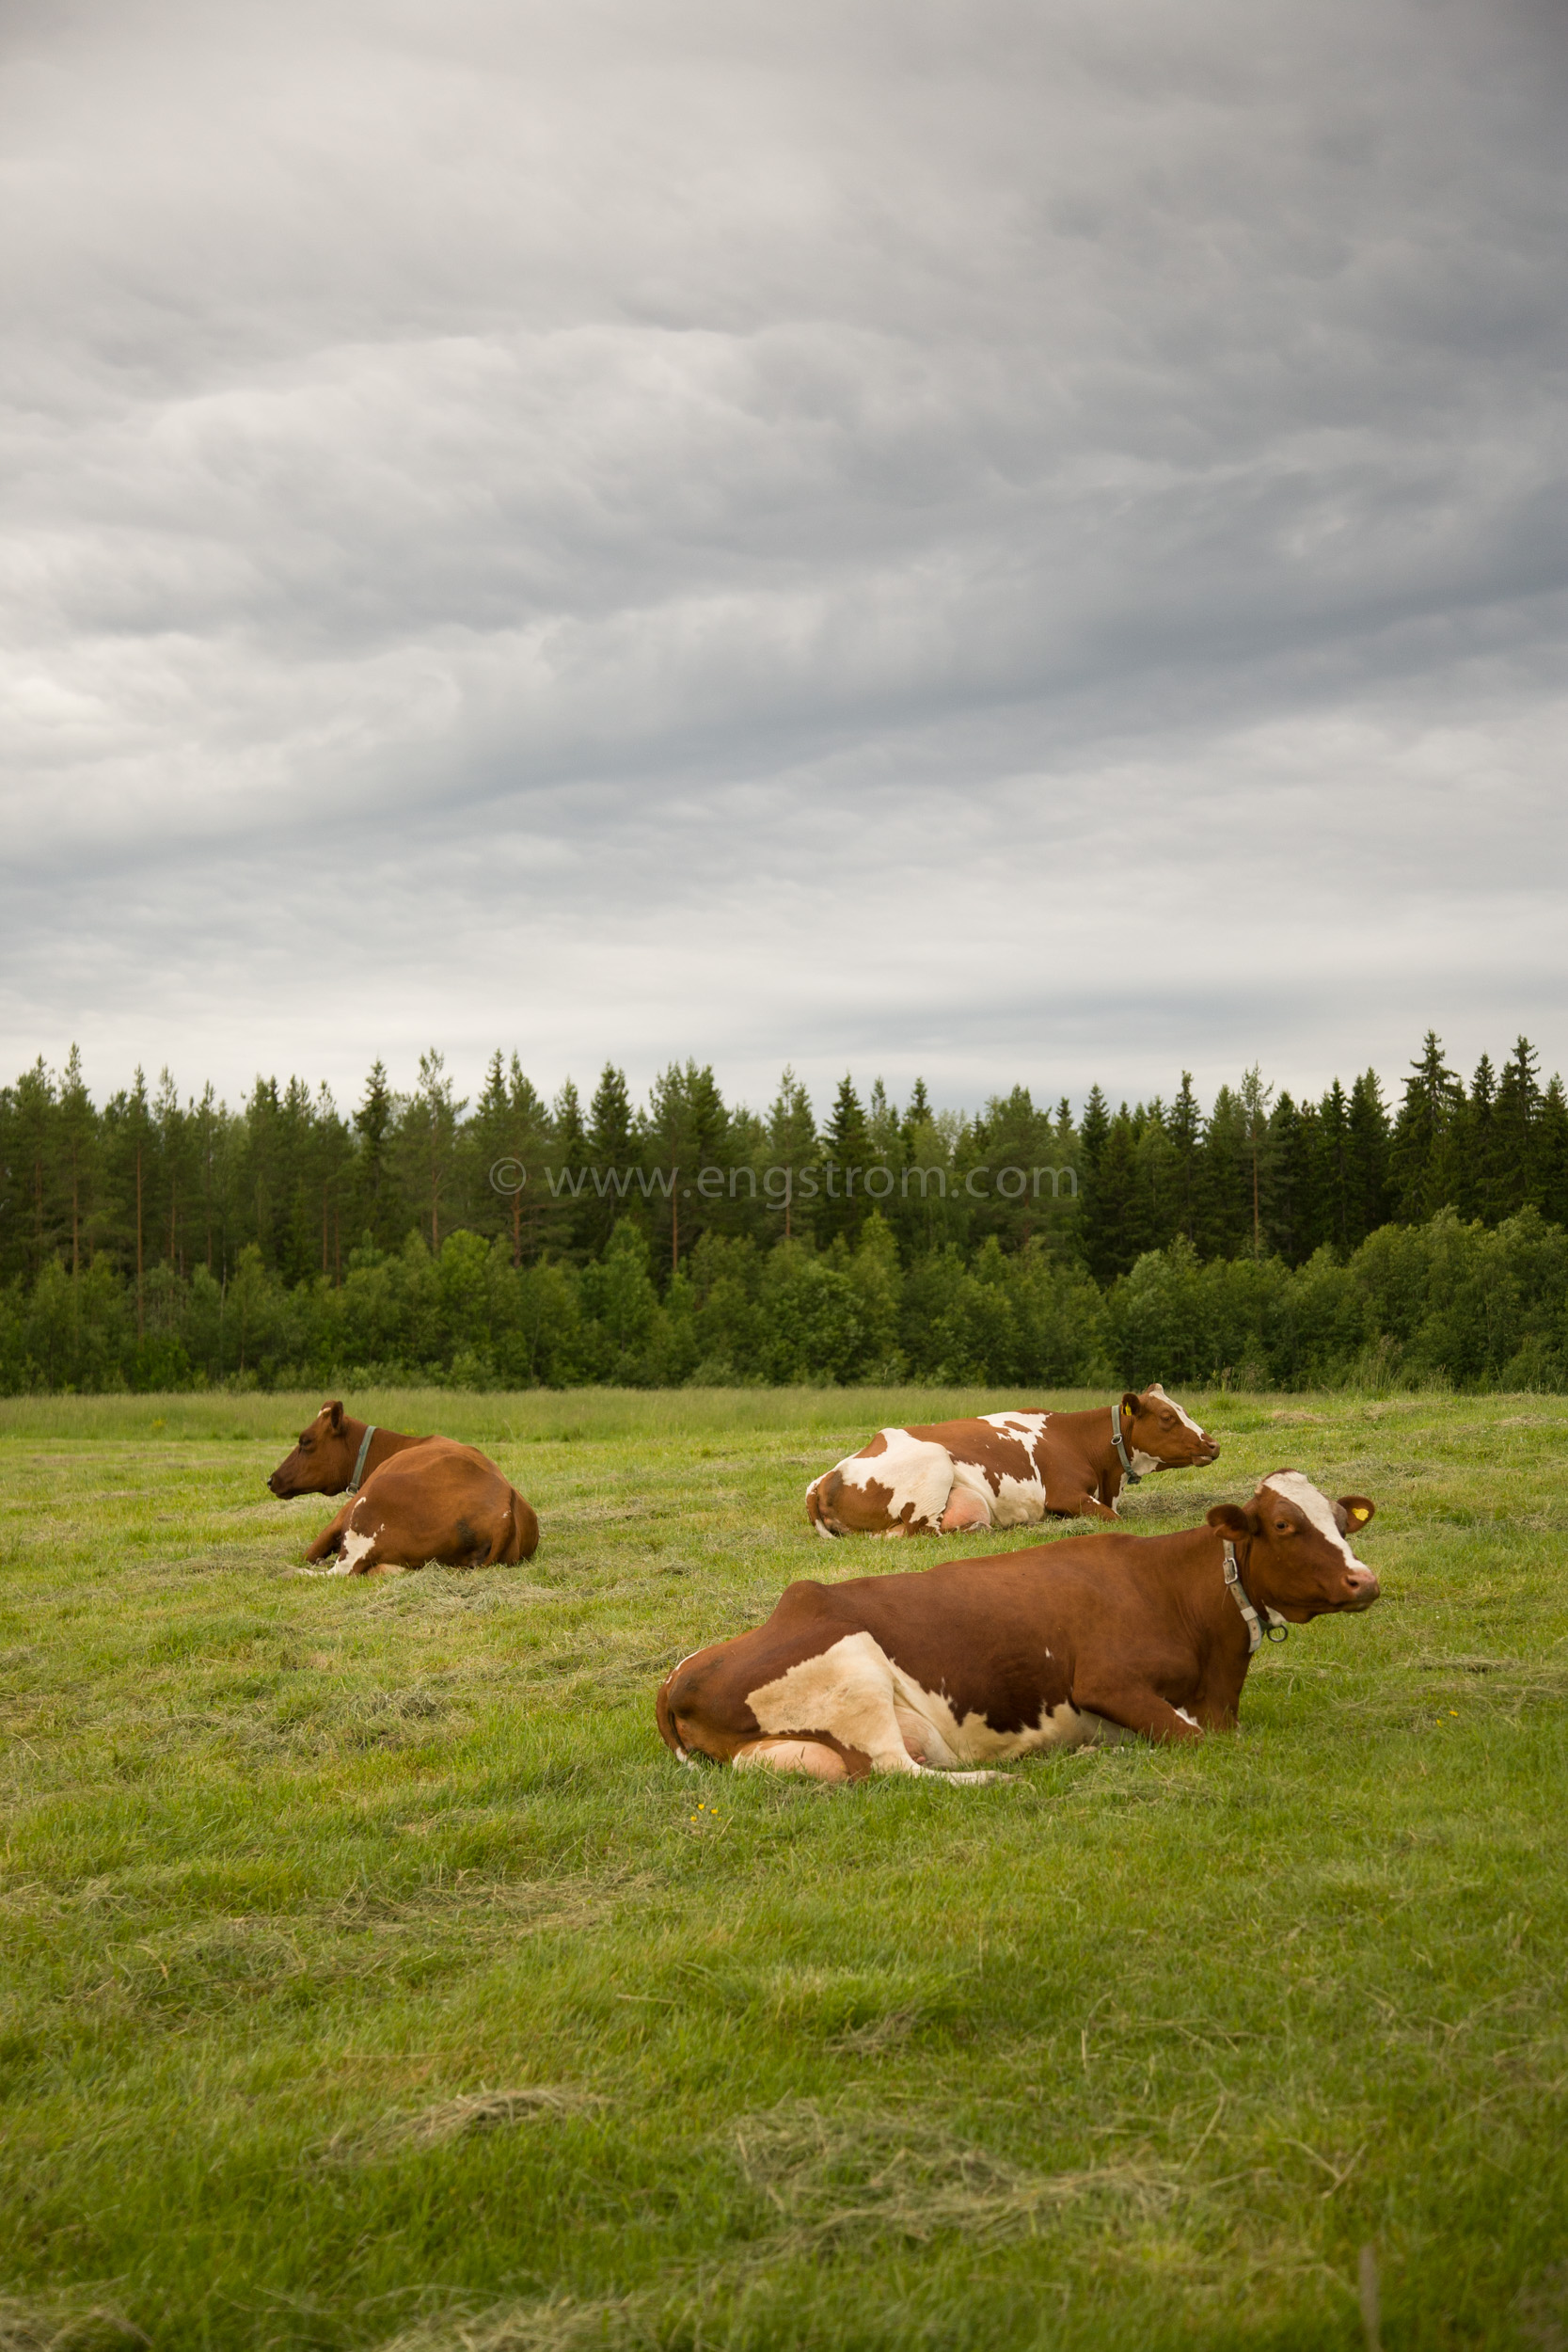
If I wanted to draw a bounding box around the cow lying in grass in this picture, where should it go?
[267,1400,539,1572]
[804,1385,1219,1536]
[658,1472,1377,1780]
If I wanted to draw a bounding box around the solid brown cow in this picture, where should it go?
[658,1471,1377,1782]
[804,1385,1219,1537]
[267,1400,539,1573]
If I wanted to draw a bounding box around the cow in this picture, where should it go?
[804,1385,1219,1537]
[267,1400,539,1573]
[657,1471,1377,1782]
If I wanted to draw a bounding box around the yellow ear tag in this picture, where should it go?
[1353,1506,1369,1520]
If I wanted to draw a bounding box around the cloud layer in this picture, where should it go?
[4,0,1566,1116]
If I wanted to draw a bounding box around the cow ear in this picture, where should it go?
[324,1400,344,1431]
[1337,1495,1375,1532]
[1120,1391,1141,1420]
[1207,1502,1255,1537]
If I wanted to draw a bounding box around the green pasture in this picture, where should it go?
[0,1387,1565,2351]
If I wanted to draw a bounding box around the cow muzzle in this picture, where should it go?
[1340,1566,1380,1610]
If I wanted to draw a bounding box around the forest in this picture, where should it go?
[1,1032,1565,1392]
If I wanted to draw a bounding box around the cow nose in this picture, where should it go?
[1345,1568,1380,1608]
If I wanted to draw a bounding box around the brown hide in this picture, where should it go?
[305,1439,540,1573]
[662,1474,1377,1774]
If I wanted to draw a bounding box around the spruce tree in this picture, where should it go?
[1199,1085,1250,1257]
[1535,1074,1568,1229]
[818,1074,870,1248]
[767,1069,818,1244]
[1461,1054,1497,1222]
[352,1061,400,1255]
[578,1064,638,1256]
[1316,1078,1352,1252]
[1167,1073,1202,1246]
[1494,1037,1542,1214]
[1346,1070,1392,1244]
[1389,1032,1464,1221]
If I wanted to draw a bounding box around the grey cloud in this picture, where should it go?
[2,0,1566,1116]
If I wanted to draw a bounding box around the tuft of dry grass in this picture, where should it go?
[724,2096,1180,2249]
[326,2086,608,2164]
[0,2300,147,2352]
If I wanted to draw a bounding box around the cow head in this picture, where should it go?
[1120,1383,1220,1472]
[1207,1470,1379,1622]
[267,1400,360,1498]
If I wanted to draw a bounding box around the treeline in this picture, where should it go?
[0,1033,1565,1392]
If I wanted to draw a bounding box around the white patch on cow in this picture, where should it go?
[984,1410,1051,1442]
[1174,1706,1200,1729]
[747,1630,1129,1777]
[830,1432,961,1534]
[339,1525,377,1574]
[1148,1383,1205,1437]
[1263,1471,1366,1571]
[1128,1447,1161,1477]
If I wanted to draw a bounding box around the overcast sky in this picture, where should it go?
[3,0,1565,1125]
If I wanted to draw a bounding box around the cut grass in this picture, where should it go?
[0,1386,1565,2350]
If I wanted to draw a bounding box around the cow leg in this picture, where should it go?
[939,1486,990,1534]
[734,1738,851,1782]
[1043,1485,1118,1522]
[1070,1677,1206,1743]
[305,1502,355,1563]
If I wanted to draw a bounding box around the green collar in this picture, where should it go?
[346,1424,377,1494]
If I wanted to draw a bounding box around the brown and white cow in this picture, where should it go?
[267,1400,539,1573]
[658,1471,1377,1781]
[804,1386,1219,1537]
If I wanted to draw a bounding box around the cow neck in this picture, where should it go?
[340,1420,425,1495]
[1221,1537,1289,1653]
[1110,1403,1142,1486]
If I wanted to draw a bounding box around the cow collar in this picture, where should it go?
[1223,1538,1288,1653]
[346,1424,378,1494]
[1111,1404,1142,1486]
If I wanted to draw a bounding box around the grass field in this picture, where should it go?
[1,1385,1565,2352]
